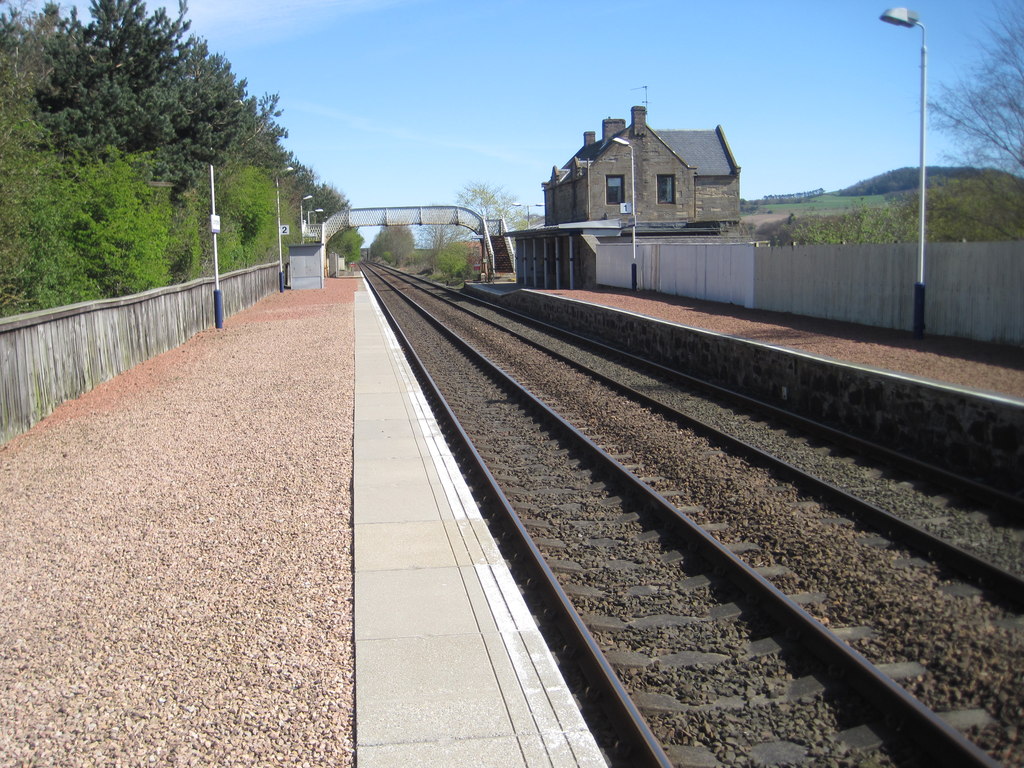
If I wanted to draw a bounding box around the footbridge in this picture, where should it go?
[306,205,515,277]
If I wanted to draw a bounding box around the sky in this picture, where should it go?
[63,0,1002,212]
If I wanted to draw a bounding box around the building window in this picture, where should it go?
[606,175,625,205]
[658,174,675,204]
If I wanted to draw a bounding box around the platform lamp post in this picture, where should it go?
[209,164,224,329]
[276,166,294,292]
[299,194,313,240]
[514,202,543,228]
[611,136,638,291]
[880,7,928,339]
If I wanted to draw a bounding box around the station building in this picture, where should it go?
[511,105,742,289]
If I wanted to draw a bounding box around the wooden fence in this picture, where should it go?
[596,241,1024,345]
[1,263,278,445]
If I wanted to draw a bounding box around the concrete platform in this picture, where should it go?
[353,285,607,768]
[464,280,524,296]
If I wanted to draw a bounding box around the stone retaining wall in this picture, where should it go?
[466,285,1023,495]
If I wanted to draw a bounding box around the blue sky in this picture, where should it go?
[66,0,1000,209]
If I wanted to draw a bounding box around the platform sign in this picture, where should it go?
[280,224,290,235]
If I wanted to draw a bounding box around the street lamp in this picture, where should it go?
[300,195,313,240]
[276,166,294,292]
[881,7,927,339]
[514,202,543,228]
[611,136,638,291]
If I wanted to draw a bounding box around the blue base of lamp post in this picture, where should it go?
[214,288,224,330]
[278,270,285,293]
[912,282,925,339]
[631,263,638,291]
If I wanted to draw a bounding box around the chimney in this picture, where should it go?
[583,131,596,146]
[631,105,647,137]
[602,117,626,142]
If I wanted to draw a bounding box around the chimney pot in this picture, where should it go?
[602,117,626,142]
[631,105,647,137]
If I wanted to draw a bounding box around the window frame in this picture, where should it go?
[606,175,625,205]
[657,174,676,204]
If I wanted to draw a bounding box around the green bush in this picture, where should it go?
[436,244,470,282]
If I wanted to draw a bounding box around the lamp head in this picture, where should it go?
[302,195,313,201]
[611,137,631,146]
[880,7,920,27]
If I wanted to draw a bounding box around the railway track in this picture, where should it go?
[361,264,1023,767]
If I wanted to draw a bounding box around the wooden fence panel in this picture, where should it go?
[752,242,1022,343]
[1,264,278,444]
[595,240,1021,345]
[928,242,1024,344]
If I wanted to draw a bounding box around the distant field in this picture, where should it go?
[742,193,890,216]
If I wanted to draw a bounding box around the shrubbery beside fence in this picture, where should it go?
[1,263,278,445]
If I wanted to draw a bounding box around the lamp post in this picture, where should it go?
[209,164,223,329]
[611,136,638,291]
[514,202,543,228]
[881,7,927,339]
[300,194,313,240]
[276,166,294,292]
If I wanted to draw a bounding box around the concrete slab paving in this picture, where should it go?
[353,285,607,767]
[358,735,542,768]
[355,633,515,744]
[355,520,456,572]
[355,567,480,640]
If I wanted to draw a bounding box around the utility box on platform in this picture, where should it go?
[288,244,324,290]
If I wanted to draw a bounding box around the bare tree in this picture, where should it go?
[933,2,1024,176]
[456,181,527,231]
[931,2,1024,235]
[415,221,469,272]
[368,224,414,266]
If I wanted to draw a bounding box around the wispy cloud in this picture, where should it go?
[64,0,415,46]
[290,100,548,168]
[187,0,411,36]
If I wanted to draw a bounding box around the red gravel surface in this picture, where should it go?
[540,288,1024,400]
[0,279,358,767]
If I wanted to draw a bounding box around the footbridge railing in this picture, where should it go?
[309,205,514,278]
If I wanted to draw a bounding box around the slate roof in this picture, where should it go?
[573,139,609,164]
[565,126,737,177]
[659,129,737,175]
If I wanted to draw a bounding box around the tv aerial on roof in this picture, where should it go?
[631,85,649,108]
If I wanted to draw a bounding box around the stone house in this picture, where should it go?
[510,106,741,290]
[542,106,741,231]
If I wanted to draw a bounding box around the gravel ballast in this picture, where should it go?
[0,280,357,766]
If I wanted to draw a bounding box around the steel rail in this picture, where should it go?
[363,263,1004,768]
[362,268,673,768]
[373,265,1024,601]
[384,264,1021,516]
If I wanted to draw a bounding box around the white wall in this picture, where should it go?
[595,240,1024,345]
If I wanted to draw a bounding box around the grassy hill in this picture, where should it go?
[742,193,889,216]
[741,167,981,217]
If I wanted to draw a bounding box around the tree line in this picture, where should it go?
[753,166,1023,246]
[0,0,359,318]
